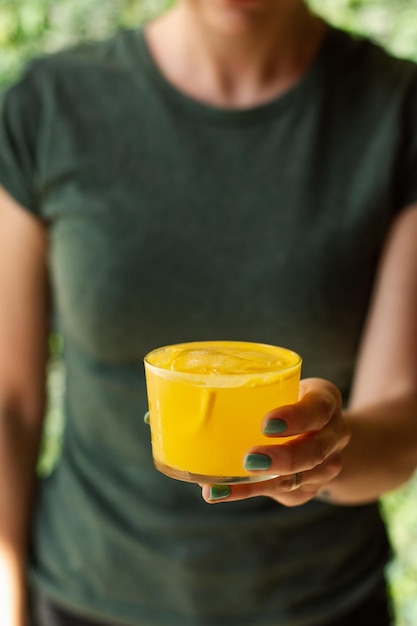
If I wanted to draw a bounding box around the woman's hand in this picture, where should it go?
[201,378,351,506]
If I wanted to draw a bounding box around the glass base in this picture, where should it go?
[154,459,278,484]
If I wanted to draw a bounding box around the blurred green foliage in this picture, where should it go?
[2,1,417,624]
[310,0,417,59]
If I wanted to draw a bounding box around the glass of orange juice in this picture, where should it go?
[144,340,302,484]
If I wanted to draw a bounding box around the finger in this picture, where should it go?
[244,421,348,477]
[201,455,341,507]
[262,378,342,437]
[266,456,341,506]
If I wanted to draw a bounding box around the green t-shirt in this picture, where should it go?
[1,24,417,626]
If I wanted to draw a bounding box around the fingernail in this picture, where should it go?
[209,485,231,500]
[244,453,272,471]
[144,411,150,425]
[263,419,287,435]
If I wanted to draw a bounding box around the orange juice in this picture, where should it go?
[144,341,302,483]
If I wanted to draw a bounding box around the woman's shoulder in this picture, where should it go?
[12,27,145,92]
[325,25,417,87]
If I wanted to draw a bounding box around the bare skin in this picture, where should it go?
[0,186,49,626]
[145,0,327,107]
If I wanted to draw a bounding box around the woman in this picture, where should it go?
[0,0,416,624]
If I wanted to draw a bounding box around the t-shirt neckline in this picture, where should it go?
[132,24,340,125]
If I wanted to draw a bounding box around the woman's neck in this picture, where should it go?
[145,1,327,108]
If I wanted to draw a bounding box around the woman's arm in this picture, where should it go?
[326,202,417,503]
[0,186,50,625]
[202,203,417,506]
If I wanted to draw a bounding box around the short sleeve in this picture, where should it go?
[395,74,417,211]
[0,62,44,216]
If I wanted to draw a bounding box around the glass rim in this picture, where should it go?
[143,340,302,384]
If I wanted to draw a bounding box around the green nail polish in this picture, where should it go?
[263,419,287,435]
[244,453,272,471]
[209,485,231,500]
